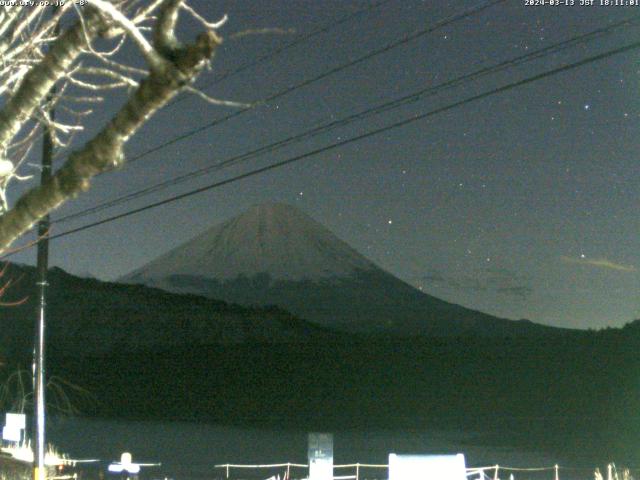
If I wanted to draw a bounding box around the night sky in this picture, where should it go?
[8,0,640,330]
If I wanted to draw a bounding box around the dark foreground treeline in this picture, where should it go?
[44,328,640,464]
[2,264,640,463]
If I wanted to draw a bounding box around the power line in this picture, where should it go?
[125,0,505,166]
[53,13,640,225]
[44,38,640,243]
[166,0,395,108]
[51,0,507,224]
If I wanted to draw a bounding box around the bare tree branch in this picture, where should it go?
[0,4,222,252]
[0,9,105,152]
[87,0,164,69]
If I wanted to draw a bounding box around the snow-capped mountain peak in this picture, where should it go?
[123,203,375,283]
[121,203,562,336]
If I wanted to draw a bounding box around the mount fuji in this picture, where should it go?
[121,203,561,337]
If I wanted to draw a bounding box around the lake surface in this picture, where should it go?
[44,417,596,480]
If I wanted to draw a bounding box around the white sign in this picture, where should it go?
[5,413,26,430]
[2,426,21,442]
[308,433,333,480]
[2,413,26,442]
[389,454,467,480]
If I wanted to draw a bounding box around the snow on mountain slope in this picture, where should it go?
[121,203,563,336]
[124,203,375,283]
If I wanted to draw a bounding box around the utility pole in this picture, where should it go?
[33,97,53,480]
[33,8,57,478]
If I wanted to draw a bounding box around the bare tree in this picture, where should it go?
[0,366,93,416]
[0,0,229,253]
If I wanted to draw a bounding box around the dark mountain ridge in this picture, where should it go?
[162,269,571,337]
[122,203,574,337]
[0,263,638,463]
[0,263,337,357]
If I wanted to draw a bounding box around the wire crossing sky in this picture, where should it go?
[9,0,640,330]
[52,15,640,225]
[42,36,640,243]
